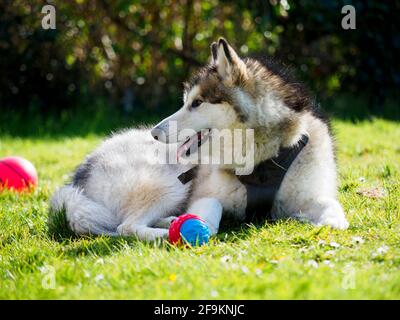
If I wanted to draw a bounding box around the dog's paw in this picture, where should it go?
[117,223,169,241]
[315,206,349,230]
[117,223,133,236]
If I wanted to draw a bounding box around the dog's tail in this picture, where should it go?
[49,185,119,237]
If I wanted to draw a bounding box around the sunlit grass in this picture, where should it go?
[0,118,399,299]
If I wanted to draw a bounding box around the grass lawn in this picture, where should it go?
[0,118,399,299]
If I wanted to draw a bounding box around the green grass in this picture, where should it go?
[0,118,399,299]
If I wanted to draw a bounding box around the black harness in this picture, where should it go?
[238,134,309,222]
[178,134,309,222]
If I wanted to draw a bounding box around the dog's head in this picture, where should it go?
[152,38,310,159]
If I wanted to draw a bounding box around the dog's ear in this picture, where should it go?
[214,38,247,83]
[210,42,218,63]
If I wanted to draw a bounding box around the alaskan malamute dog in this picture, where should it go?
[50,38,348,241]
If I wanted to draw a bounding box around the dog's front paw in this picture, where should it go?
[117,223,169,241]
[117,223,132,236]
[316,205,349,230]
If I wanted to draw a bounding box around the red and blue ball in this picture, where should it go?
[169,214,211,246]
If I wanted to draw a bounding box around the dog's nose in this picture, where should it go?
[151,127,162,141]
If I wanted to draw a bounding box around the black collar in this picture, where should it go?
[177,166,199,185]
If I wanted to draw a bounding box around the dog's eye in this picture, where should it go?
[191,99,203,109]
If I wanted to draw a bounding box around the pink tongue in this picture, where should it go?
[177,133,201,159]
[177,142,190,159]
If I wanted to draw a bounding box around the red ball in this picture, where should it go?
[169,214,202,244]
[0,156,38,192]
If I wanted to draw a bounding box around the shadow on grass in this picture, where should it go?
[62,237,144,258]
[47,206,78,242]
[1,94,399,139]
[47,205,145,257]
[216,215,276,243]
[323,94,400,122]
[47,204,269,257]
[0,101,170,139]
[47,205,182,258]
[48,212,323,257]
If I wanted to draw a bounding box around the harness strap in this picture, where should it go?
[177,134,309,223]
[237,134,309,222]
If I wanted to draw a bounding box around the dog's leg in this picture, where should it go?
[272,120,349,229]
[274,170,349,230]
[313,198,349,229]
[151,197,223,234]
[289,197,349,230]
[274,193,349,230]
[117,220,169,241]
[186,197,223,235]
[50,185,120,235]
[117,208,169,241]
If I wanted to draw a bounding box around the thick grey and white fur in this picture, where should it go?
[50,38,348,241]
